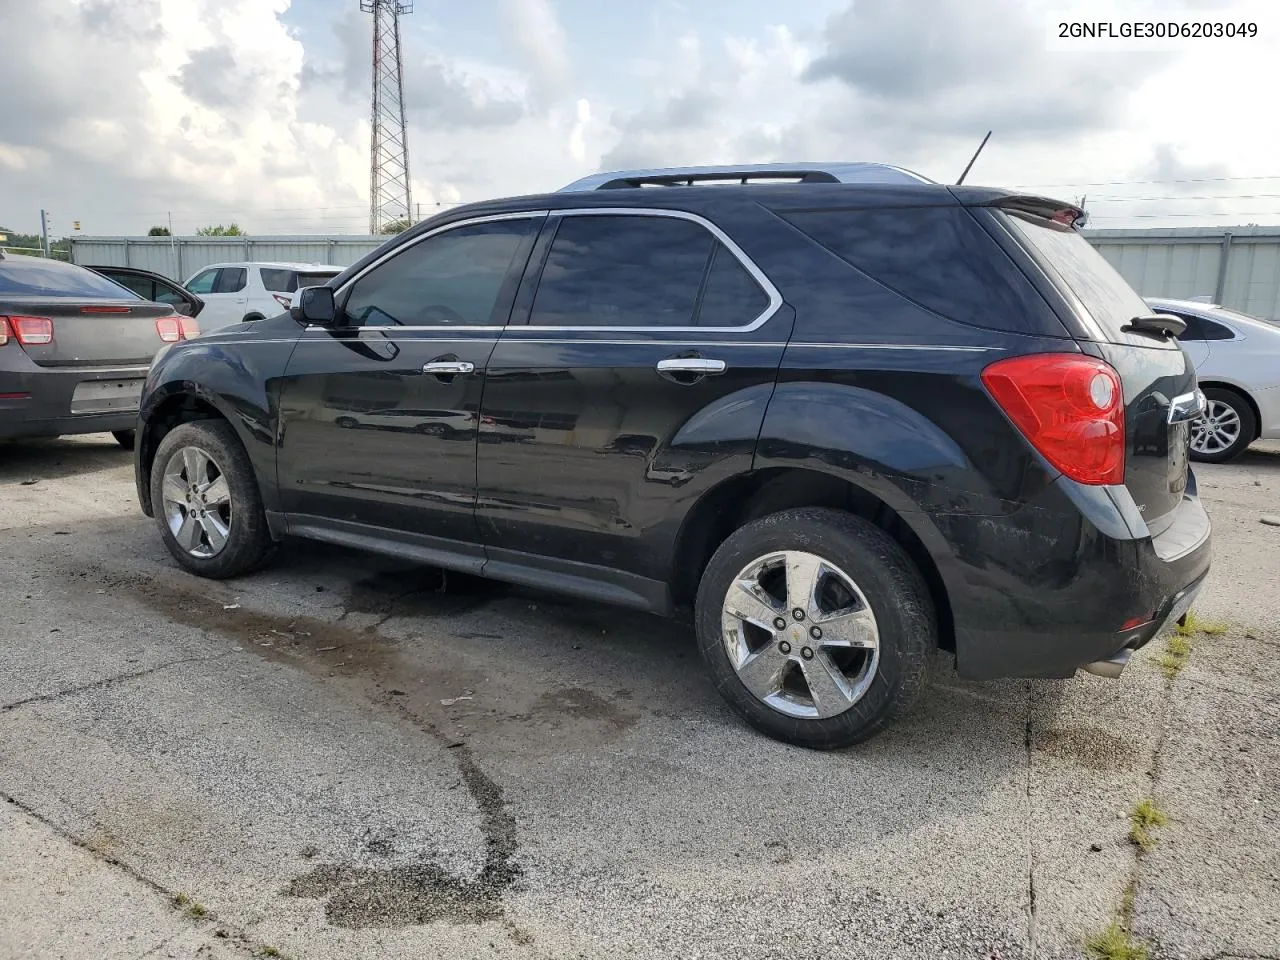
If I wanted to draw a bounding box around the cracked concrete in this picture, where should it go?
[1,434,1277,959]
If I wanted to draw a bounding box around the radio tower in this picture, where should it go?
[361,1,413,234]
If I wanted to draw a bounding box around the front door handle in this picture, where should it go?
[656,357,726,376]
[423,360,475,376]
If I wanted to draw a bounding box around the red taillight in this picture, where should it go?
[156,313,199,342]
[1,315,54,345]
[272,294,291,310]
[156,316,182,342]
[982,353,1125,486]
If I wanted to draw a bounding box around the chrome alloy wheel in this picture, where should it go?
[720,550,880,719]
[1190,399,1243,456]
[161,446,233,558]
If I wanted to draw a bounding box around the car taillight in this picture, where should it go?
[981,353,1125,485]
[157,313,200,342]
[272,294,291,310]
[1,315,54,345]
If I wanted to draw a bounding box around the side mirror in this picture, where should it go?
[291,285,337,326]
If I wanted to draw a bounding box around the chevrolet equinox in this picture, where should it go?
[135,162,1211,748]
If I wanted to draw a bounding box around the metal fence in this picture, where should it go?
[68,226,1280,321]
[67,236,386,284]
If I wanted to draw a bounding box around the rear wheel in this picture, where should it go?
[243,313,265,323]
[1191,387,1255,463]
[695,507,934,749]
[112,429,136,450]
[149,420,276,578]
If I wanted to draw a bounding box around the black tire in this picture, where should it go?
[243,313,265,323]
[112,429,136,450]
[335,416,359,429]
[695,507,934,749]
[1191,387,1256,463]
[149,419,277,579]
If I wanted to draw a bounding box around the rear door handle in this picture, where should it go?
[423,360,475,375]
[656,358,726,376]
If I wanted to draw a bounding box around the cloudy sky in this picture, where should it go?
[1,0,1277,237]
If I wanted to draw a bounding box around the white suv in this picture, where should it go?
[183,262,343,331]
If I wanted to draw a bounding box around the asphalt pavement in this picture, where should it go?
[1,435,1277,960]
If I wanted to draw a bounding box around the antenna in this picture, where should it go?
[955,130,992,186]
[361,1,414,235]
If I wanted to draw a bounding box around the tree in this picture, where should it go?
[380,219,411,235]
[148,225,171,236]
[195,223,244,237]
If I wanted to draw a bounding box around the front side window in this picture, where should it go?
[111,273,156,300]
[343,219,535,327]
[529,215,713,328]
[186,269,218,294]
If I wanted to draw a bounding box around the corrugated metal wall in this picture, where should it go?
[71,226,1280,321]
[1086,226,1280,320]
[69,236,385,284]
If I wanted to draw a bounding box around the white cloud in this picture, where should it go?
[498,0,571,106]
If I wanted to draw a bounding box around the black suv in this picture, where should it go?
[135,162,1211,748]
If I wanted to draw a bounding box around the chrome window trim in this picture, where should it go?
[319,206,783,336]
[521,207,782,333]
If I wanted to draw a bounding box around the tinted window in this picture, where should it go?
[1199,318,1235,340]
[530,215,713,327]
[298,270,341,288]
[343,219,534,327]
[186,269,217,294]
[696,245,769,326]
[214,267,246,293]
[783,207,1051,334]
[0,258,141,299]
[109,273,156,300]
[1004,212,1150,342]
[260,268,296,293]
[154,283,189,307]
[1170,312,1208,340]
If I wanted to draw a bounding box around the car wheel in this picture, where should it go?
[112,429,136,450]
[243,313,265,323]
[415,422,447,436]
[335,416,359,429]
[149,419,277,579]
[1190,387,1256,463]
[695,507,933,749]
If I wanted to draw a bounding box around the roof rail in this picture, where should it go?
[559,161,934,192]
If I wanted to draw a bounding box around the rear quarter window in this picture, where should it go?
[781,206,1059,335]
[260,268,296,292]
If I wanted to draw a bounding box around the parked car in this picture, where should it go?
[1,252,197,448]
[182,262,343,331]
[86,265,204,318]
[1146,297,1280,462]
[134,162,1210,748]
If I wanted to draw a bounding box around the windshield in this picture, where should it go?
[0,257,142,299]
[1003,211,1151,343]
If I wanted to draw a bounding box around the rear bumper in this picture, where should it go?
[942,474,1212,681]
[0,353,147,440]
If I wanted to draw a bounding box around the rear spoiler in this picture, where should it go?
[985,194,1088,229]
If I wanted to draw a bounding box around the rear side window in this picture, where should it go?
[0,258,140,299]
[260,268,296,293]
[782,207,1052,334]
[214,267,246,293]
[697,245,770,327]
[108,273,156,300]
[1003,212,1150,343]
[529,214,769,328]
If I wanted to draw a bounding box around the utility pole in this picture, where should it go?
[39,209,50,258]
[361,1,414,235]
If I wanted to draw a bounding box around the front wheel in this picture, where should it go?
[695,507,934,749]
[1190,387,1256,463]
[149,420,277,578]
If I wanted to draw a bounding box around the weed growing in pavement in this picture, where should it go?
[1128,799,1170,851]
[169,893,209,920]
[256,948,285,958]
[1175,611,1226,637]
[1158,633,1193,679]
[1084,920,1149,960]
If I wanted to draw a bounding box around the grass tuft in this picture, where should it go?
[1128,798,1170,851]
[1158,632,1193,679]
[1084,920,1149,960]
[1175,611,1227,637]
[256,948,284,959]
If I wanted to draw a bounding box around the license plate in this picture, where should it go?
[69,379,144,415]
